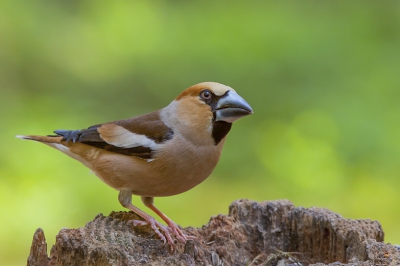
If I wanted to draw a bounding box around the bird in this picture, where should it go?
[17,82,253,246]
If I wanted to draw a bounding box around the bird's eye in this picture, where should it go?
[200,90,212,100]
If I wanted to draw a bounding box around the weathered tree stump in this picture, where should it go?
[27,199,400,266]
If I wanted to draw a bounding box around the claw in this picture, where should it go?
[128,218,193,246]
[165,220,194,243]
[148,219,169,244]
[128,219,167,244]
[131,220,148,226]
[118,192,194,247]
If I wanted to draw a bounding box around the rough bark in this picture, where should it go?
[28,199,400,266]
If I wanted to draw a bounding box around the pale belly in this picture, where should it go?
[91,145,221,197]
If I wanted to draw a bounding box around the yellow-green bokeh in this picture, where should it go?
[1,1,400,265]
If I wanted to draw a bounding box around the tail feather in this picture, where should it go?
[16,135,62,143]
[16,134,91,167]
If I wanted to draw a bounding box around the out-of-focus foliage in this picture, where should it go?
[1,1,400,264]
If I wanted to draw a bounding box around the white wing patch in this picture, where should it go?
[98,124,158,149]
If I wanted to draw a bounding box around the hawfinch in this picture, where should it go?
[17,82,253,246]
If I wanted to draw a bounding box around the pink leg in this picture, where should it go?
[118,191,195,246]
[142,196,195,243]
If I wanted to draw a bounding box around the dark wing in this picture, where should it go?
[53,110,173,160]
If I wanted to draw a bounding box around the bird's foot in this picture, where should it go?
[129,218,195,246]
[165,220,196,243]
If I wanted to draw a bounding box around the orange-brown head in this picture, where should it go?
[162,82,253,146]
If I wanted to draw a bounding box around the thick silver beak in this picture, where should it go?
[215,91,253,123]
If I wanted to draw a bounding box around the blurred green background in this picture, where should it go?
[2,1,400,265]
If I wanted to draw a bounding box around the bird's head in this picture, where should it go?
[162,82,253,145]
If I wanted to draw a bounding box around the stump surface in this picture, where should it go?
[28,199,400,266]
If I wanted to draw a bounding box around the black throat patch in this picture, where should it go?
[212,121,232,145]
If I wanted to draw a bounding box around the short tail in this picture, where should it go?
[16,135,62,143]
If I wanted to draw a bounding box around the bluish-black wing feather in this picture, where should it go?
[51,110,173,160]
[53,126,153,159]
